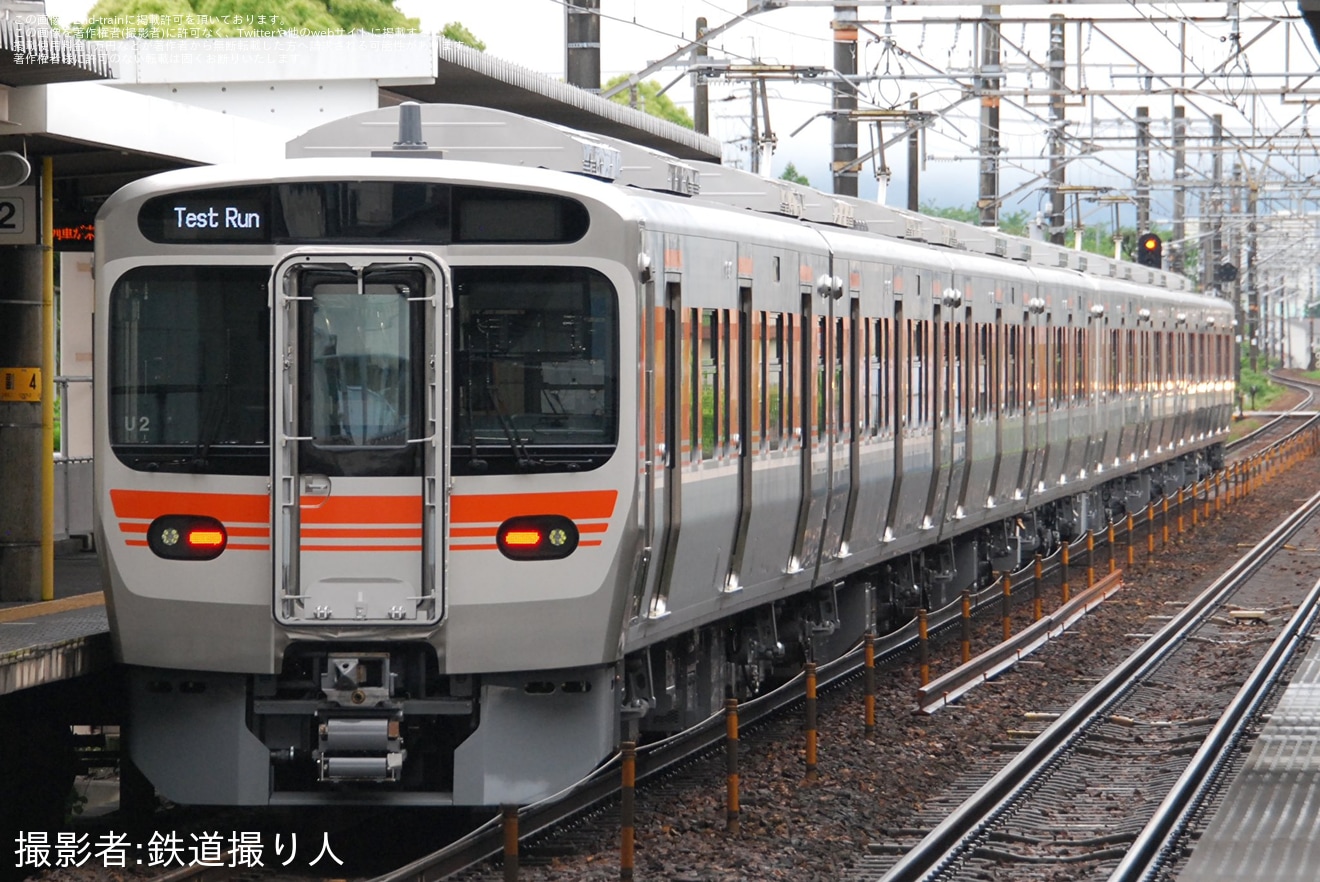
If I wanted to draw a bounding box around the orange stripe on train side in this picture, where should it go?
[451,490,618,524]
[110,489,269,523]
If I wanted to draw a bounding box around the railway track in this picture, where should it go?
[859,482,1320,881]
[1227,371,1318,457]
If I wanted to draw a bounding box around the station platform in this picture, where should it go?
[1176,641,1320,881]
[0,549,109,697]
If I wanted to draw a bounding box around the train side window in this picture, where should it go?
[699,309,718,461]
[814,315,827,443]
[752,310,764,453]
[786,310,797,448]
[1026,323,1038,411]
[909,318,931,428]
[837,311,852,444]
[975,323,990,419]
[1153,332,1163,389]
[687,308,700,464]
[1004,322,1019,415]
[656,286,674,470]
[763,312,784,451]
[734,297,748,458]
[864,317,887,436]
[877,317,891,434]
[1053,326,1066,408]
[1074,326,1086,403]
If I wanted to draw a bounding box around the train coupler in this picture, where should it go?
[315,715,406,782]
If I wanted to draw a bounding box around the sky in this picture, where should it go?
[36,1,1320,224]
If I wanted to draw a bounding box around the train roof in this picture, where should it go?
[286,102,1203,297]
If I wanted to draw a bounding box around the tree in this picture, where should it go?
[603,74,693,130]
[780,162,809,187]
[442,21,485,51]
[72,0,418,38]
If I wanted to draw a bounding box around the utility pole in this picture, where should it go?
[1230,161,1244,385]
[1171,105,1186,276]
[564,0,601,92]
[694,17,710,135]
[1203,114,1224,293]
[978,8,1002,227]
[833,4,859,196]
[1136,107,1150,237]
[908,93,920,211]
[1047,14,1066,246]
[1247,173,1259,372]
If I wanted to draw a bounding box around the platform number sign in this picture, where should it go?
[0,186,37,245]
[0,367,40,402]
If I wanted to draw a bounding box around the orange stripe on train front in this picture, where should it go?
[451,490,618,524]
[112,489,616,530]
[301,527,422,538]
[301,495,422,525]
[110,489,268,523]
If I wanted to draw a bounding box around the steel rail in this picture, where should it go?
[1108,573,1320,881]
[878,487,1320,882]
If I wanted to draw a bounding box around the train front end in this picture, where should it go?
[93,162,638,806]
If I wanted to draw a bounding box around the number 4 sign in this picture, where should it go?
[0,367,41,402]
[0,186,37,245]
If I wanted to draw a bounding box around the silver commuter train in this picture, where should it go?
[93,104,1236,806]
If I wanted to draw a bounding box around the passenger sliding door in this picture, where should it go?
[272,252,446,627]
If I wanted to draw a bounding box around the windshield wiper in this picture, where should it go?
[484,379,541,470]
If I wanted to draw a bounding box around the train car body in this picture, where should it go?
[93,104,1235,806]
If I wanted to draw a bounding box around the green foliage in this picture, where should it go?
[1238,352,1283,410]
[73,0,418,37]
[603,74,694,130]
[918,202,1029,237]
[918,204,1204,284]
[442,21,484,50]
[780,162,809,187]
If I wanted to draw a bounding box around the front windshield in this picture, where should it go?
[108,266,268,474]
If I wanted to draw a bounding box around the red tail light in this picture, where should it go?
[148,515,228,560]
[496,516,579,560]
